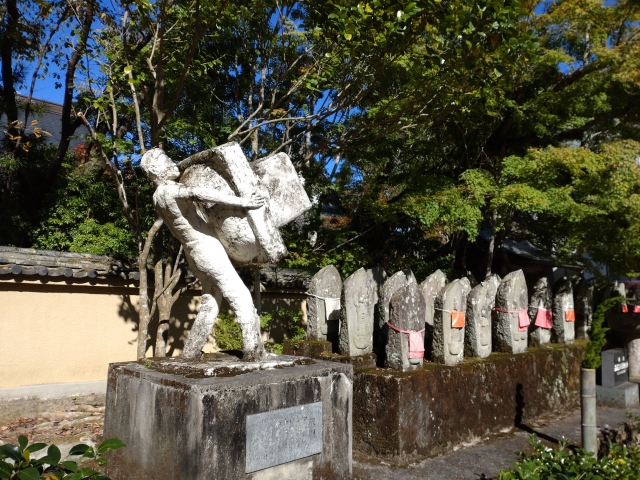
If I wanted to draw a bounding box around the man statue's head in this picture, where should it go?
[141,148,180,185]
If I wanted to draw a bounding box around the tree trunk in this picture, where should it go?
[485,209,498,279]
[48,0,95,185]
[137,218,163,359]
[1,0,20,144]
[154,242,183,357]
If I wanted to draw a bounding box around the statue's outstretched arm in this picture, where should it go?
[173,185,265,210]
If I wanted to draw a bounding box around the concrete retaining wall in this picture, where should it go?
[353,342,586,459]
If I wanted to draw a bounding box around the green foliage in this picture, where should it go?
[500,435,640,480]
[212,313,244,351]
[0,435,124,480]
[31,169,145,259]
[4,0,640,284]
[582,297,621,370]
[213,309,305,353]
[490,142,640,277]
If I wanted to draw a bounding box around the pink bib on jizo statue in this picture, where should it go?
[534,307,553,329]
[408,331,425,359]
[517,310,530,332]
[387,323,425,359]
[494,308,529,332]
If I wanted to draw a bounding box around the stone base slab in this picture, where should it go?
[283,340,376,369]
[283,339,332,358]
[103,354,352,479]
[353,343,586,459]
[597,383,639,408]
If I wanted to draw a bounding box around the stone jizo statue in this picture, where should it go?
[141,143,311,361]
[493,270,529,354]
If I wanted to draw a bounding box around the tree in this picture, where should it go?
[0,0,97,245]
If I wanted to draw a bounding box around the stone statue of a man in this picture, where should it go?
[141,148,266,361]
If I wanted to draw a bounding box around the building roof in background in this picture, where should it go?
[0,95,89,149]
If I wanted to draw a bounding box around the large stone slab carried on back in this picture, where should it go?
[465,274,500,358]
[251,152,312,228]
[433,279,467,366]
[340,268,377,356]
[419,270,447,360]
[386,283,426,371]
[574,277,594,340]
[528,277,553,347]
[553,277,575,344]
[307,265,342,342]
[378,270,417,328]
[180,143,311,266]
[493,270,529,354]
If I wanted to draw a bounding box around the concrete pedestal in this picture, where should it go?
[103,354,352,480]
[596,383,639,408]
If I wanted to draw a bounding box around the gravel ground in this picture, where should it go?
[0,396,104,449]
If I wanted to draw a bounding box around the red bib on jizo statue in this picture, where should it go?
[565,310,576,322]
[534,307,553,329]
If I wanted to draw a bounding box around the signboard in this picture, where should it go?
[245,402,323,473]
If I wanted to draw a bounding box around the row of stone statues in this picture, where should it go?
[307,265,593,371]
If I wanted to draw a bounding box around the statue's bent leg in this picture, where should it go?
[182,238,265,361]
[181,281,221,359]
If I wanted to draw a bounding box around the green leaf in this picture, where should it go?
[26,443,47,454]
[47,444,61,465]
[18,436,28,452]
[16,467,40,480]
[77,467,98,477]
[60,461,78,473]
[0,445,21,462]
[0,461,14,478]
[97,439,125,455]
[68,445,91,457]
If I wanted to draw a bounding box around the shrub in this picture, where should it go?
[0,435,124,480]
[212,309,305,353]
[500,435,640,480]
[212,313,243,351]
[582,297,622,369]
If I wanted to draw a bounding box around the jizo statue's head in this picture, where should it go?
[141,148,180,185]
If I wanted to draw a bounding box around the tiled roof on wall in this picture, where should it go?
[0,246,138,280]
[0,246,311,289]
